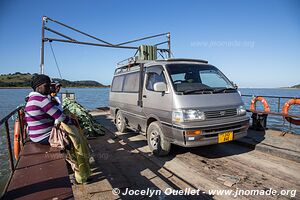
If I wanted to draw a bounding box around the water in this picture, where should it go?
[1,88,298,120]
[0,88,110,120]
[0,87,299,194]
[60,88,110,110]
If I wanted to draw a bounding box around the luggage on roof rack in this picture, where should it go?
[139,45,157,61]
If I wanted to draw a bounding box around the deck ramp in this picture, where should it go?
[3,142,73,200]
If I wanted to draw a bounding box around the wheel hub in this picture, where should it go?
[116,115,122,128]
[150,131,159,149]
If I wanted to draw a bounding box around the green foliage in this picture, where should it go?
[292,84,300,89]
[62,98,105,137]
[0,73,110,88]
[0,72,33,86]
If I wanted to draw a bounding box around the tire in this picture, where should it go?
[115,111,126,133]
[147,121,171,156]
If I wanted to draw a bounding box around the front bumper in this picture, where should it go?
[163,118,249,147]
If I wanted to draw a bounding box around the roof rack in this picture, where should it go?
[114,58,152,75]
[116,56,138,67]
[116,44,160,68]
[116,57,151,68]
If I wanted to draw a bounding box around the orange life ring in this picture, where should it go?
[13,119,21,160]
[250,96,270,112]
[13,110,27,160]
[19,110,27,140]
[282,98,300,125]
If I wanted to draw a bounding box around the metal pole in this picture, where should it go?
[154,41,168,47]
[45,38,170,52]
[5,121,14,171]
[40,16,46,74]
[115,32,169,46]
[167,32,171,58]
[46,17,113,46]
[137,63,144,107]
[44,26,76,41]
[45,38,138,49]
[278,97,281,113]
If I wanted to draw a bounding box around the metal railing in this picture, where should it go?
[241,94,300,134]
[0,106,27,198]
[0,106,26,172]
[241,94,300,118]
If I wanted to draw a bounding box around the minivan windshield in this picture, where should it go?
[165,63,236,94]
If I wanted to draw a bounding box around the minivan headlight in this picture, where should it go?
[172,109,205,122]
[237,105,246,116]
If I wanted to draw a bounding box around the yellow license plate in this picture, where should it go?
[218,131,233,143]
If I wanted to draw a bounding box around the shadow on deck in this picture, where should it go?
[74,119,213,199]
[93,113,261,160]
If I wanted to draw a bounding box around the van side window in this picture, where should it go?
[123,72,140,92]
[146,67,166,91]
[111,75,124,92]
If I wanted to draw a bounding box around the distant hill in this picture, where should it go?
[0,72,110,88]
[291,84,300,89]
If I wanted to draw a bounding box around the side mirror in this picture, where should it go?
[153,82,167,92]
[231,81,238,89]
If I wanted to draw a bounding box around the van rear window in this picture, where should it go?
[111,76,124,92]
[111,72,140,92]
[123,72,140,92]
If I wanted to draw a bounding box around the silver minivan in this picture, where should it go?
[109,58,249,156]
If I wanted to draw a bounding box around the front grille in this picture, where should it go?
[203,125,241,134]
[204,109,237,119]
[202,124,247,136]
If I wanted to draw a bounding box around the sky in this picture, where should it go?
[0,0,299,88]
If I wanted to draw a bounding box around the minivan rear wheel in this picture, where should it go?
[116,111,126,133]
[147,122,171,156]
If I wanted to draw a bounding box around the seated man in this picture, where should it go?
[184,72,195,83]
[25,74,72,144]
[50,81,63,111]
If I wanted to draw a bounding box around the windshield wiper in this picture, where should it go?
[213,88,237,93]
[183,88,215,94]
[182,88,236,95]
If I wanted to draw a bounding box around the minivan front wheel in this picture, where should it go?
[116,111,126,133]
[147,122,171,156]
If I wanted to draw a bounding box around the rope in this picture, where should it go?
[171,51,174,58]
[158,51,165,59]
[49,42,63,80]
